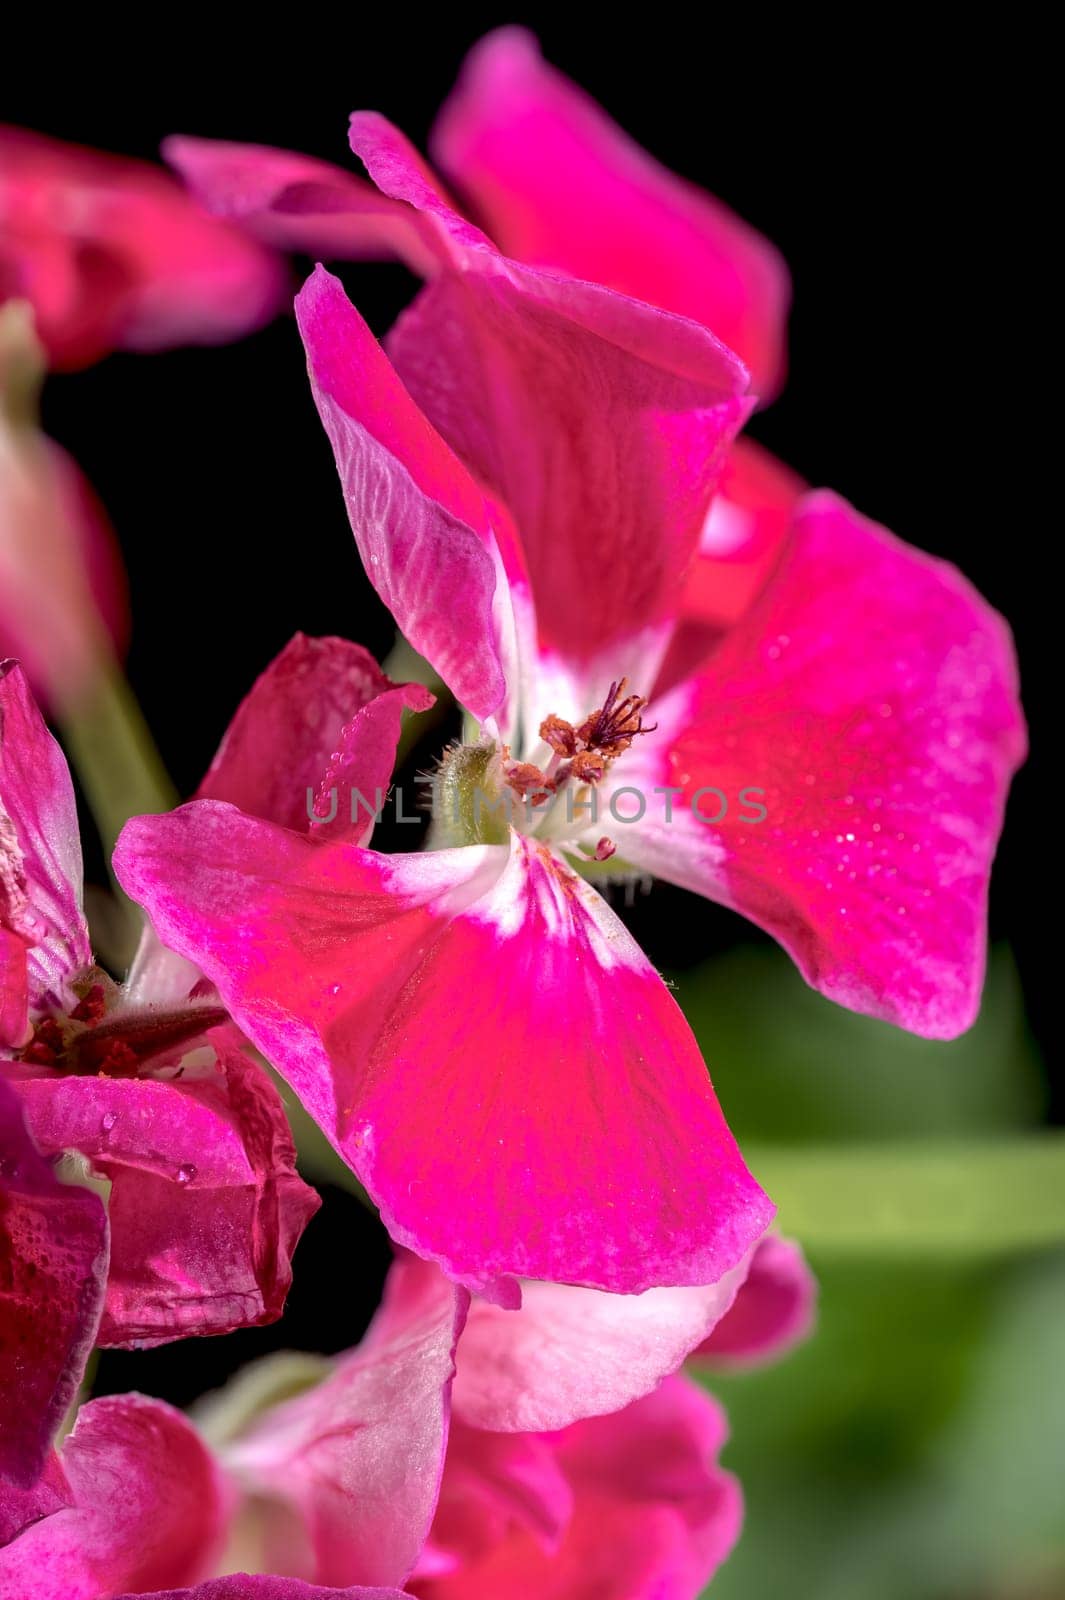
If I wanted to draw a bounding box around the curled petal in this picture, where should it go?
[0,661,90,1042]
[113,808,771,1298]
[653,491,1026,1036]
[11,1030,319,1346]
[419,1377,741,1599]
[452,1254,752,1432]
[347,115,752,692]
[164,133,442,279]
[116,1578,412,1599]
[197,631,430,842]
[0,1079,107,1486]
[432,26,790,398]
[0,1393,229,1598]
[224,1254,467,1587]
[693,1234,816,1368]
[295,267,508,723]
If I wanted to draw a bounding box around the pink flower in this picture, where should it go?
[163,30,788,400]
[0,1078,107,1488]
[431,26,790,400]
[0,126,284,371]
[116,119,1022,1304]
[0,302,129,709]
[413,1379,740,1600]
[387,1249,810,1597]
[0,1243,810,1598]
[0,659,319,1346]
[113,1582,411,1599]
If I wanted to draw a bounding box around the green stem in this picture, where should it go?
[57,657,178,966]
[58,657,177,855]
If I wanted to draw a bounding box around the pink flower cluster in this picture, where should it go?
[1,26,1023,1600]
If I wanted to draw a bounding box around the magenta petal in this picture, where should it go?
[0,661,91,1038]
[654,436,805,696]
[197,632,429,841]
[0,1079,107,1486]
[113,809,772,1296]
[225,1254,466,1587]
[347,117,752,682]
[164,133,441,278]
[295,268,508,722]
[693,1235,816,1368]
[432,27,790,399]
[452,1257,751,1433]
[419,1377,741,1599]
[117,1579,412,1599]
[311,680,434,845]
[0,1393,229,1597]
[12,1031,319,1347]
[658,491,1027,1036]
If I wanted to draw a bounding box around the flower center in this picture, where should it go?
[429,680,656,860]
[503,677,655,817]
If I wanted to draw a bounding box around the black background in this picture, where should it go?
[5,16,1050,1399]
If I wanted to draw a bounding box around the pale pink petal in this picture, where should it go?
[0,1393,229,1598]
[163,133,441,279]
[347,116,752,692]
[10,1029,319,1347]
[0,1078,107,1486]
[118,1579,411,1599]
[224,1254,466,1587]
[416,1377,741,1600]
[295,268,508,722]
[0,661,90,1040]
[694,1234,816,1367]
[452,1252,752,1432]
[432,26,790,398]
[645,491,1026,1036]
[113,809,772,1297]
[0,126,285,369]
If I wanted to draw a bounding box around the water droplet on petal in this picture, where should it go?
[101,1111,117,1133]
[176,1163,197,1185]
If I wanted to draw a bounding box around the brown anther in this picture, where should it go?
[575,678,656,760]
[570,751,605,785]
[539,714,577,757]
[505,761,557,798]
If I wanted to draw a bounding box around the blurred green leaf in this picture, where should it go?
[675,943,1044,1144]
[699,1252,1065,1600]
[747,1136,1065,1258]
